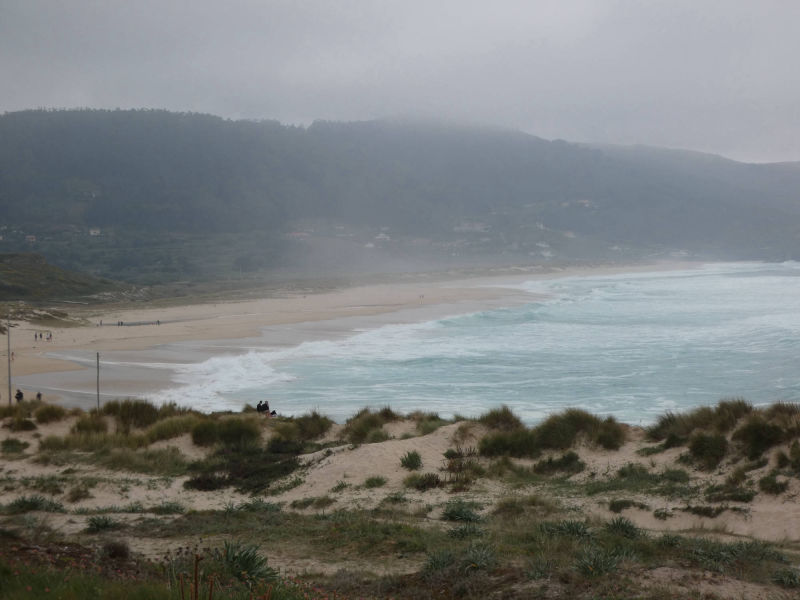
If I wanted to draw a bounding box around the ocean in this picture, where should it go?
[150,262,800,425]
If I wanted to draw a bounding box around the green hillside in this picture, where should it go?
[0,253,119,301]
[1,109,799,283]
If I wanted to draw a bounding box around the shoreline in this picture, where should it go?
[6,261,700,412]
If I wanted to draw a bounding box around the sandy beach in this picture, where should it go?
[5,262,694,411]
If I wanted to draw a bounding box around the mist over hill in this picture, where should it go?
[1,109,798,284]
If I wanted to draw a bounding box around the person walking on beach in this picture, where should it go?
[15,389,23,403]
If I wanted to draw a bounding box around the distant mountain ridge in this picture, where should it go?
[0,109,798,283]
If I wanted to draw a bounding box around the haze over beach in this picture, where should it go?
[2,2,800,599]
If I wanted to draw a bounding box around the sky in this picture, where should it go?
[1,1,798,163]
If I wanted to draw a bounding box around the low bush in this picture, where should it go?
[574,546,619,577]
[441,498,482,522]
[294,410,334,440]
[400,450,422,470]
[143,414,200,444]
[647,399,753,443]
[1,438,29,454]
[217,418,261,448]
[364,476,387,488]
[759,473,789,495]
[533,451,584,475]
[85,515,124,533]
[72,414,107,435]
[9,417,36,431]
[103,399,160,430]
[191,420,219,446]
[404,472,442,491]
[4,495,66,514]
[478,405,524,431]
[733,417,784,459]
[688,432,728,469]
[605,516,643,539]
[343,408,395,444]
[34,404,67,424]
[705,484,756,503]
[478,428,539,458]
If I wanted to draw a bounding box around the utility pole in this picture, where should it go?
[6,316,11,407]
[96,352,100,411]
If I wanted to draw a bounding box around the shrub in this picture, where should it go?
[9,418,36,431]
[773,568,800,588]
[733,417,784,459]
[534,408,600,449]
[214,541,278,584]
[478,405,523,431]
[688,432,728,469]
[575,547,619,577]
[266,436,304,454]
[191,420,219,446]
[404,472,442,491]
[596,417,626,449]
[143,415,200,444]
[400,450,422,470]
[103,399,160,430]
[533,450,584,475]
[478,428,539,457]
[85,515,123,532]
[343,408,395,444]
[1,438,29,454]
[101,540,131,560]
[217,418,261,448]
[413,412,448,436]
[759,473,789,495]
[605,516,643,539]
[705,484,756,503]
[4,495,66,514]
[364,476,387,488]
[73,414,107,435]
[540,520,592,539]
[441,498,482,522]
[293,410,334,440]
[34,404,66,424]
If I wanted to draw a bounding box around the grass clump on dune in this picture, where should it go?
[647,398,753,446]
[343,407,400,444]
[478,405,523,431]
[33,403,67,424]
[478,408,625,458]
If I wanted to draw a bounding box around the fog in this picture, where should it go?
[1,1,799,162]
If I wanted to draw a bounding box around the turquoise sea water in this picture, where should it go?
[156,262,800,424]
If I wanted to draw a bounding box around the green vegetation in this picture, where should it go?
[400,450,422,470]
[364,476,387,488]
[342,407,399,444]
[1,438,29,455]
[688,432,728,469]
[477,405,523,431]
[478,408,625,458]
[33,404,67,424]
[4,109,800,286]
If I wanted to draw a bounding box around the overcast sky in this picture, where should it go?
[1,1,798,162]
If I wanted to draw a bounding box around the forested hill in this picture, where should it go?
[1,109,799,284]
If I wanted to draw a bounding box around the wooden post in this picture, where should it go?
[96,352,100,411]
[6,316,11,406]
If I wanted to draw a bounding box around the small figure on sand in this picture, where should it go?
[256,400,271,416]
[15,389,23,403]
[36,391,42,402]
